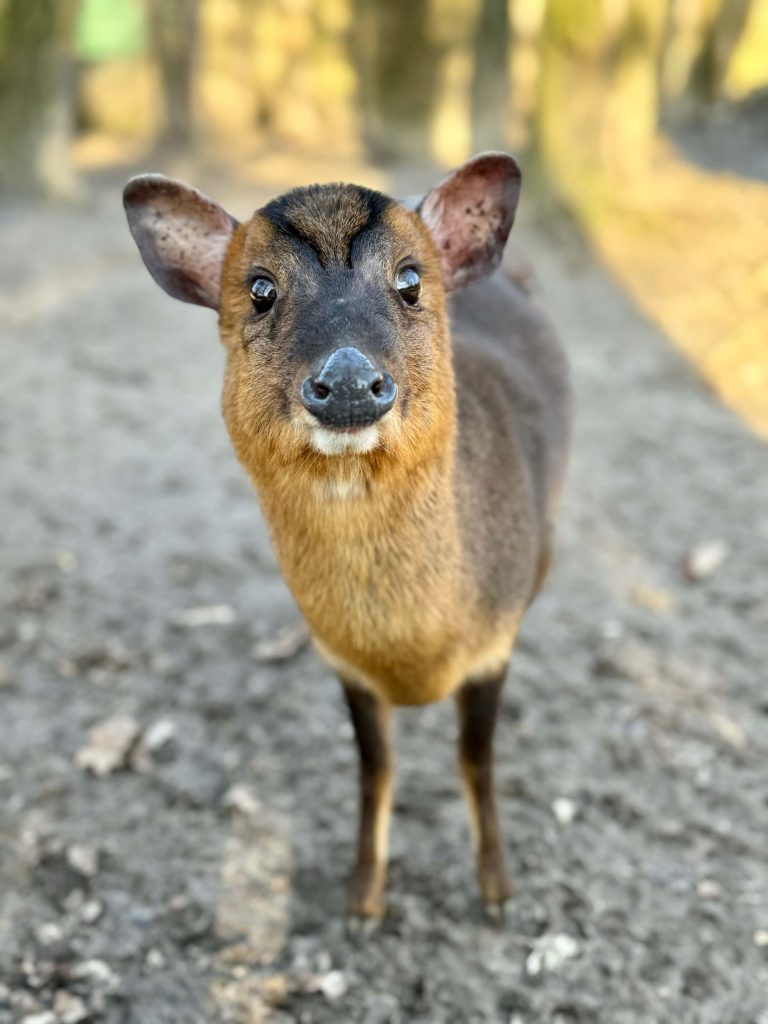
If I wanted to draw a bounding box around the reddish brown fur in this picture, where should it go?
[218,200,563,707]
[123,156,572,918]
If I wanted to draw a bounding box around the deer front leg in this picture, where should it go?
[456,671,512,912]
[342,682,394,921]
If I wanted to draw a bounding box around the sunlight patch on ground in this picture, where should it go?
[588,143,768,438]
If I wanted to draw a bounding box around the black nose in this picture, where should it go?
[300,347,397,428]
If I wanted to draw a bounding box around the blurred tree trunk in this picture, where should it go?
[148,0,198,149]
[352,0,440,162]
[471,0,510,152]
[0,0,79,198]
[688,0,753,102]
[536,0,667,209]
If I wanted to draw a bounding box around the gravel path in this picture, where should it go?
[1,164,767,1024]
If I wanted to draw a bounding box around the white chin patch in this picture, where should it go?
[309,425,379,456]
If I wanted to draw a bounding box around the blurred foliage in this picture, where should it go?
[0,0,79,196]
[76,0,145,60]
[2,0,766,180]
[0,0,766,434]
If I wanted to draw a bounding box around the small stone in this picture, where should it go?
[67,844,99,879]
[157,756,227,808]
[132,718,179,771]
[15,991,44,1014]
[164,895,214,944]
[222,784,260,817]
[150,651,179,676]
[56,658,77,679]
[593,637,658,686]
[35,922,64,946]
[552,798,578,826]
[53,991,89,1024]
[62,889,85,913]
[600,620,624,641]
[102,638,135,671]
[631,585,674,614]
[696,879,721,900]
[143,718,178,753]
[709,711,746,750]
[21,1014,55,1024]
[754,929,768,947]
[304,970,347,1001]
[80,899,104,924]
[263,974,289,1006]
[172,604,236,628]
[0,660,12,687]
[525,933,581,976]
[89,992,107,1015]
[75,715,140,776]
[145,948,166,970]
[0,982,10,1004]
[18,618,41,643]
[69,958,119,991]
[252,622,309,663]
[56,550,78,573]
[682,540,729,582]
[318,970,347,1001]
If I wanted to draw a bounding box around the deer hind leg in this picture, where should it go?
[456,670,512,911]
[341,682,394,920]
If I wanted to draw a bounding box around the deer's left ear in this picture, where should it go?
[123,174,238,310]
[419,153,521,292]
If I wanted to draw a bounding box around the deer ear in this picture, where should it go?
[419,153,521,292]
[123,174,238,310]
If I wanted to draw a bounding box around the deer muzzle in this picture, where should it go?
[300,347,397,429]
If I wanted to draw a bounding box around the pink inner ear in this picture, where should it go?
[420,154,521,292]
[124,175,237,310]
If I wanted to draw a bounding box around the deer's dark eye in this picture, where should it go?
[250,276,277,313]
[396,266,420,306]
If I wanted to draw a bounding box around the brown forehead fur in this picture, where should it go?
[258,183,393,267]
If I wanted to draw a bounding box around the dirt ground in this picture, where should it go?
[1,154,767,1024]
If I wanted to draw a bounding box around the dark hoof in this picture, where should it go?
[478,852,512,910]
[346,865,386,923]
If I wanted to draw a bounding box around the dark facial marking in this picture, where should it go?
[261,184,392,268]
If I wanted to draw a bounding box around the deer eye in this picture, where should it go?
[395,266,420,306]
[250,276,277,313]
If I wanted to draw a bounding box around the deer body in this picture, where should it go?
[124,155,571,920]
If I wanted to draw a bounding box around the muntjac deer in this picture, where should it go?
[123,154,572,922]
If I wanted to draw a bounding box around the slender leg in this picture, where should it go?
[456,670,512,910]
[342,682,394,919]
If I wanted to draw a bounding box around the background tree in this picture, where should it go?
[352,0,440,162]
[0,0,79,197]
[470,0,511,153]
[687,0,753,103]
[148,0,198,150]
[536,0,668,210]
